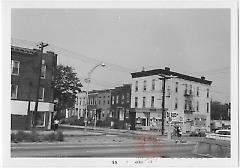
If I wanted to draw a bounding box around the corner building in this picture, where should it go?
[11,46,57,130]
[130,67,212,133]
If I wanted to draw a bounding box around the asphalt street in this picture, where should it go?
[11,141,196,157]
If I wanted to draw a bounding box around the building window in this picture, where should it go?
[174,98,178,110]
[175,82,178,93]
[79,98,82,105]
[11,60,20,75]
[121,95,125,104]
[189,85,192,95]
[196,101,199,111]
[207,89,209,98]
[39,87,45,101]
[99,100,101,105]
[184,84,188,95]
[135,97,138,108]
[41,60,46,79]
[151,96,154,108]
[207,102,209,113]
[112,96,115,105]
[35,112,45,127]
[135,81,138,92]
[167,85,171,97]
[143,97,146,108]
[108,100,110,104]
[11,84,18,99]
[116,95,119,104]
[126,93,130,103]
[76,97,78,105]
[152,79,156,90]
[185,100,187,110]
[143,80,147,91]
[103,100,105,105]
[197,87,199,97]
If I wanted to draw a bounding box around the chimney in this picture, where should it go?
[201,76,205,80]
[165,67,170,71]
[142,67,145,72]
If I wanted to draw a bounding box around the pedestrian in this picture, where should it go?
[176,126,182,137]
[53,119,59,132]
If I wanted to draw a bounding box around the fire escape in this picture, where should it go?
[184,88,195,114]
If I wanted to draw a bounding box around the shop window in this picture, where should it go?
[36,112,45,127]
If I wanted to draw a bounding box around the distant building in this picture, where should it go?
[11,46,57,130]
[110,84,131,128]
[96,89,111,121]
[74,91,87,119]
[87,90,98,124]
[130,67,212,133]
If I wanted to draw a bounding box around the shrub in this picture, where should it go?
[11,133,16,142]
[29,130,40,142]
[55,131,64,141]
[43,133,56,142]
[15,131,29,142]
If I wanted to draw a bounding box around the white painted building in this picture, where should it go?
[74,91,87,119]
[130,67,212,133]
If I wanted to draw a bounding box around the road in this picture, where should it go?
[11,139,196,158]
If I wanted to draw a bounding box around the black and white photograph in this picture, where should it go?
[1,0,239,167]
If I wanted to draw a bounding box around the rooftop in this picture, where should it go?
[131,67,212,85]
[11,45,36,54]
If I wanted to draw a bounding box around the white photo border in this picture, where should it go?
[1,0,239,167]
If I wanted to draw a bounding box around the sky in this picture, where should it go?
[11,9,230,103]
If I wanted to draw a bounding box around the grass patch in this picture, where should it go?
[11,130,64,143]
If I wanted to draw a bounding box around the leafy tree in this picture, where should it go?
[211,101,230,120]
[54,64,82,119]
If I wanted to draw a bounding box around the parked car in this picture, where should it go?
[190,128,207,137]
[215,129,230,135]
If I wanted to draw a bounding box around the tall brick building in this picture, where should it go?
[11,46,57,130]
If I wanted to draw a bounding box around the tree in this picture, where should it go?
[54,64,82,119]
[211,101,230,120]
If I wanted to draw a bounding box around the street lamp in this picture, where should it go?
[84,63,106,128]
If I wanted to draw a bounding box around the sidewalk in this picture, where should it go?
[59,124,168,138]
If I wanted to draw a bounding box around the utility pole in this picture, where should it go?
[161,77,166,135]
[33,42,48,127]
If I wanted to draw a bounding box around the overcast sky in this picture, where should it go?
[11,9,230,103]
